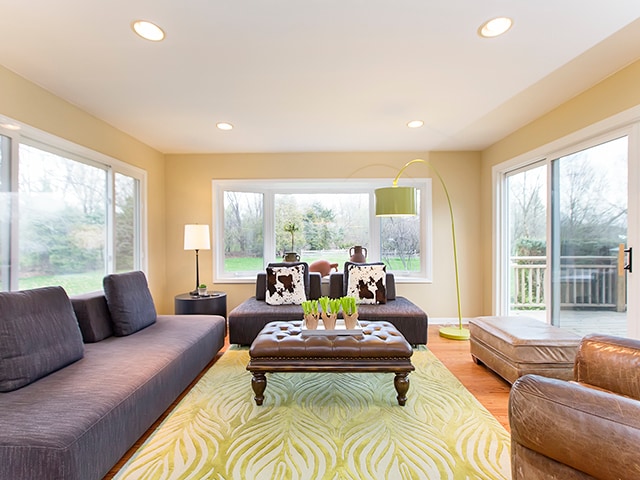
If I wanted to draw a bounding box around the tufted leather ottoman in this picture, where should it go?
[469,316,581,384]
[247,320,415,405]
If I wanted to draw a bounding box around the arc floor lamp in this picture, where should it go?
[184,224,211,296]
[375,158,470,340]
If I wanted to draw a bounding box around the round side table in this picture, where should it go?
[174,292,227,318]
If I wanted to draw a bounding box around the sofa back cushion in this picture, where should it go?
[70,291,114,342]
[0,286,84,392]
[103,271,157,336]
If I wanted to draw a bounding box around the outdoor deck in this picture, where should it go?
[510,309,627,337]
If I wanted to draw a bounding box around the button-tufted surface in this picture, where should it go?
[249,320,413,359]
[247,320,415,406]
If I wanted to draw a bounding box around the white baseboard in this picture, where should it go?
[429,317,471,326]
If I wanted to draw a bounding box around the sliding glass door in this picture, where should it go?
[550,137,628,336]
[502,134,634,337]
[507,163,547,319]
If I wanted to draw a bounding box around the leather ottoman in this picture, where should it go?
[247,320,414,405]
[469,316,581,384]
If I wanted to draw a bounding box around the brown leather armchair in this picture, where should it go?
[509,334,640,480]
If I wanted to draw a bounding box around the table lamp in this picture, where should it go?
[184,224,211,295]
[375,159,469,340]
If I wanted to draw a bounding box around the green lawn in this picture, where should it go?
[19,271,105,295]
[18,256,419,296]
[224,256,420,272]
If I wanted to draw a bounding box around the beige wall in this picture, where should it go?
[7,53,640,321]
[0,66,168,309]
[165,151,483,319]
[480,58,640,314]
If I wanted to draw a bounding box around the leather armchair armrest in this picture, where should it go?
[510,374,640,480]
[575,334,640,400]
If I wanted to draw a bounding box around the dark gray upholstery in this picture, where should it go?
[0,314,226,480]
[228,270,428,345]
[330,272,427,345]
[103,271,157,336]
[229,271,321,345]
[0,287,84,392]
[70,290,114,342]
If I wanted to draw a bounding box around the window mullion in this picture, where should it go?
[263,190,275,266]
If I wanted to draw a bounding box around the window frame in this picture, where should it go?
[212,178,432,283]
[0,118,148,293]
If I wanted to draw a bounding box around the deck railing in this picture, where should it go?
[511,256,621,310]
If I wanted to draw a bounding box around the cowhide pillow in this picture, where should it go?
[346,263,387,304]
[266,264,307,305]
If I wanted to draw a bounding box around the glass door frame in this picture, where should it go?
[493,110,640,339]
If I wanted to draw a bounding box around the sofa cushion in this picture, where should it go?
[267,261,310,296]
[266,263,307,305]
[103,271,157,336]
[0,286,84,392]
[71,291,114,342]
[345,262,387,304]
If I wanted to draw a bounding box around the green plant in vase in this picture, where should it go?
[301,299,319,329]
[318,296,339,330]
[340,296,359,329]
[283,222,299,252]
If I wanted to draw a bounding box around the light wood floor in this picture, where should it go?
[105,324,511,478]
[427,324,511,431]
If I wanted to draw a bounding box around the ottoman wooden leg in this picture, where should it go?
[251,372,267,405]
[394,372,410,406]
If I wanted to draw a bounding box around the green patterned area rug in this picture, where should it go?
[115,346,510,480]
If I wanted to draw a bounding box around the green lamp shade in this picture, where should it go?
[375,186,417,216]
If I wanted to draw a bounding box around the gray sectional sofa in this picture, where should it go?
[228,265,428,345]
[0,271,226,480]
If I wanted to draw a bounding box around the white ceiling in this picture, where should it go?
[1,1,640,154]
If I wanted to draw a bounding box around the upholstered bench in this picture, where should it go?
[246,320,415,405]
[469,316,581,384]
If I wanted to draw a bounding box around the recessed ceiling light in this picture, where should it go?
[407,120,424,129]
[132,20,165,42]
[478,17,513,38]
[216,122,233,131]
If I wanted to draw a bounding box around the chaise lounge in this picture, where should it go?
[0,271,226,480]
[228,261,428,345]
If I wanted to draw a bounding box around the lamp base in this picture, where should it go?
[439,326,470,341]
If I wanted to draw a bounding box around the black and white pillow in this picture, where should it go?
[346,263,387,304]
[266,264,307,305]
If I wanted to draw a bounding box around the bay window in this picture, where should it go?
[212,179,431,282]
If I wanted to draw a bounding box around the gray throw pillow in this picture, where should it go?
[103,271,157,336]
[70,291,114,342]
[0,286,85,392]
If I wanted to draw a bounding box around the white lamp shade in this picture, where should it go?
[184,224,211,250]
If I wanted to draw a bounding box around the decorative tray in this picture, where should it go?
[301,318,363,336]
